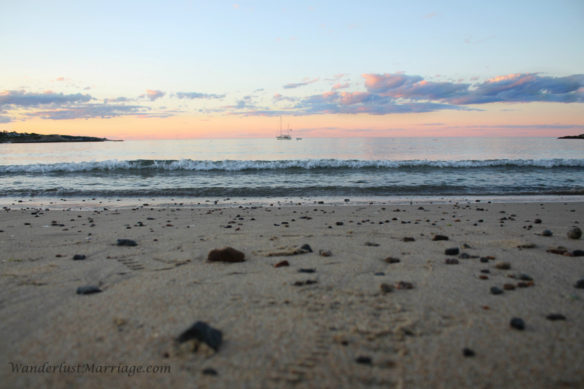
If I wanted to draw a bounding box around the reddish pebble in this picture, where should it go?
[274,260,289,268]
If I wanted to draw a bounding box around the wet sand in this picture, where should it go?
[1,200,583,388]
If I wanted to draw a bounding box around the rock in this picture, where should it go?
[202,368,218,376]
[76,285,102,295]
[534,218,542,224]
[574,279,584,289]
[510,317,525,330]
[432,235,449,241]
[274,260,289,268]
[384,257,400,264]
[293,280,317,286]
[546,313,566,321]
[567,227,582,240]
[207,247,245,263]
[300,244,313,253]
[445,258,459,265]
[117,239,137,247]
[396,281,414,290]
[462,348,475,357]
[445,248,459,256]
[490,286,504,295]
[541,230,553,237]
[177,321,223,352]
[335,221,344,226]
[402,237,415,242]
[365,241,380,247]
[572,250,584,257]
[319,249,332,257]
[495,262,511,270]
[503,283,516,290]
[73,254,86,260]
[298,268,316,273]
[547,246,569,255]
[355,356,372,365]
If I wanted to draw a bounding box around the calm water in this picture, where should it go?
[0,137,583,198]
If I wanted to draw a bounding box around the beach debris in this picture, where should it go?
[72,254,86,260]
[207,247,245,263]
[355,356,372,365]
[380,283,394,294]
[546,313,566,321]
[365,241,380,247]
[574,279,584,289]
[318,249,332,257]
[384,256,401,264]
[547,246,569,255]
[76,285,102,295]
[117,239,137,247]
[273,260,289,268]
[567,227,582,240]
[541,230,553,237]
[444,247,459,256]
[510,317,525,330]
[495,262,511,270]
[176,321,223,352]
[432,235,449,241]
[490,286,504,295]
[462,348,475,357]
[298,268,316,273]
[445,258,459,265]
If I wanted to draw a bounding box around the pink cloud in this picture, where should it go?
[144,89,165,101]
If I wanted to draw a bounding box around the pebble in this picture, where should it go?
[546,313,566,321]
[574,279,584,289]
[432,235,449,241]
[503,283,516,290]
[365,242,380,247]
[73,254,86,260]
[117,239,137,247]
[380,283,394,294]
[396,281,414,290]
[402,237,415,242]
[567,227,582,240]
[177,321,223,351]
[384,257,400,264]
[572,250,584,257]
[293,280,318,286]
[495,262,511,270]
[76,285,102,295]
[274,260,289,268]
[300,244,313,253]
[445,248,459,256]
[462,348,475,357]
[541,230,553,237]
[445,258,459,265]
[490,286,504,295]
[510,317,525,330]
[298,268,316,273]
[355,356,372,365]
[207,247,245,263]
[319,249,332,257]
[202,368,218,376]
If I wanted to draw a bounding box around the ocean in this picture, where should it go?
[1,137,583,202]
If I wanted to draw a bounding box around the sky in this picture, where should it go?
[1,0,583,139]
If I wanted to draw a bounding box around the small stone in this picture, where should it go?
[298,268,316,273]
[445,258,459,265]
[355,356,372,365]
[534,218,542,224]
[445,247,459,256]
[396,281,414,290]
[274,260,289,268]
[547,246,569,255]
[432,235,449,241]
[76,285,102,295]
[572,250,584,257]
[365,241,380,247]
[202,368,218,376]
[567,227,582,240]
[300,244,313,253]
[541,230,553,237]
[336,221,344,226]
[177,321,223,351]
[207,247,245,263]
[402,237,415,242]
[495,262,511,270]
[574,279,584,289]
[490,286,504,295]
[117,239,137,247]
[503,283,516,290]
[73,254,86,260]
[510,317,525,330]
[546,313,566,321]
[319,249,332,257]
[380,283,394,294]
[462,348,475,357]
[374,272,385,276]
[384,257,400,264]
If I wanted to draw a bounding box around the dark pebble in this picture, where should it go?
[541,229,553,237]
[355,356,372,365]
[445,247,459,256]
[396,281,414,290]
[384,257,400,264]
[462,348,475,357]
[117,239,137,247]
[298,268,316,273]
[510,317,525,330]
[495,262,511,270]
[574,279,584,289]
[300,243,313,253]
[432,235,449,241]
[365,241,380,247]
[202,368,218,376]
[336,221,344,226]
[534,218,542,224]
[380,283,394,294]
[402,237,415,242]
[546,313,566,321]
[572,250,584,257]
[177,321,223,351]
[274,260,289,268]
[374,272,385,276]
[76,285,102,295]
[490,286,504,295]
[73,254,86,260]
[445,258,459,265]
[567,227,582,240]
[319,249,332,257]
[207,247,245,263]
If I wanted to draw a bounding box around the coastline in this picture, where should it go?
[1,199,583,388]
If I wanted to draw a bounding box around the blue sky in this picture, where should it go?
[1,0,583,137]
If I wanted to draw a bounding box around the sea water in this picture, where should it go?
[1,137,583,200]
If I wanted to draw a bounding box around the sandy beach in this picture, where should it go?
[1,199,583,388]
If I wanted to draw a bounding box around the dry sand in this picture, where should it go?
[0,199,583,388]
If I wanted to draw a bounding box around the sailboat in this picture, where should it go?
[276,116,292,140]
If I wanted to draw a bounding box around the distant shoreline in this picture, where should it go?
[558,133,584,139]
[0,131,119,144]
